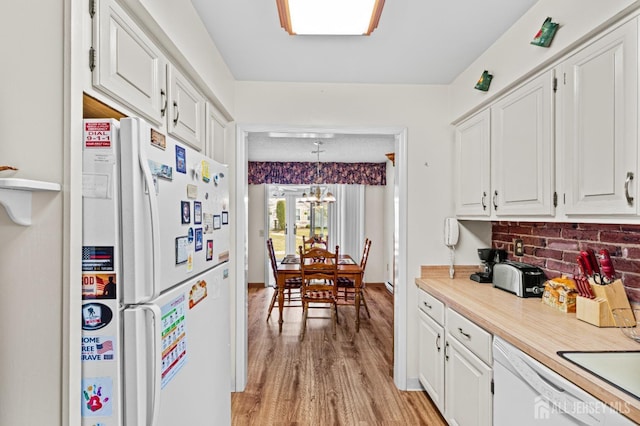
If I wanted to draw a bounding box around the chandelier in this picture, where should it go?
[301,141,335,204]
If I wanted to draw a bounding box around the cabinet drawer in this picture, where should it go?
[446,308,492,365]
[418,289,445,325]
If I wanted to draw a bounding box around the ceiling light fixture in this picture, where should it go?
[276,0,385,36]
[301,141,335,204]
[267,132,335,139]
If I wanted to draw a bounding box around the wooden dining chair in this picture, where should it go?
[337,238,372,319]
[299,244,339,340]
[266,238,302,321]
[302,235,328,252]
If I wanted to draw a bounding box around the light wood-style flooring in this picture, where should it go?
[232,285,446,425]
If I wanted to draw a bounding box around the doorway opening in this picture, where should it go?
[235,125,408,391]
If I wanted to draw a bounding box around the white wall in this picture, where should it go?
[247,185,266,283]
[363,185,386,283]
[0,1,65,424]
[450,0,639,121]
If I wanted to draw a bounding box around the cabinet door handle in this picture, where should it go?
[444,341,450,361]
[436,333,441,352]
[625,172,634,205]
[160,89,167,117]
[458,327,471,339]
[481,191,487,210]
[493,190,498,210]
[173,101,180,125]
[422,301,432,309]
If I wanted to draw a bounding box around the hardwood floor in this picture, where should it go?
[232,285,446,425]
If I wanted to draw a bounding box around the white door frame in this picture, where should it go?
[234,124,408,391]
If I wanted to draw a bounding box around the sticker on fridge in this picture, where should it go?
[161,294,188,388]
[82,273,117,300]
[81,336,116,361]
[84,121,113,148]
[82,303,113,331]
[82,246,114,272]
[81,377,113,417]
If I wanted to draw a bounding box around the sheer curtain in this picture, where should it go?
[328,184,365,262]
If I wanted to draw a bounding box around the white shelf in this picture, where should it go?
[0,178,61,226]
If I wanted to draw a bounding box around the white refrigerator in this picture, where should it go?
[81,117,231,425]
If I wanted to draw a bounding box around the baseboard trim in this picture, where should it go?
[248,282,266,289]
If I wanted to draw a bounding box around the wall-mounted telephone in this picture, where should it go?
[444,218,459,278]
[444,217,459,247]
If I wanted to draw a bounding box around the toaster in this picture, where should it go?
[492,261,546,298]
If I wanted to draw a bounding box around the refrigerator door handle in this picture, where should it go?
[124,304,162,426]
[143,304,163,426]
[138,141,162,302]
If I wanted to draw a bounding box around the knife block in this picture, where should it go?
[576,279,633,327]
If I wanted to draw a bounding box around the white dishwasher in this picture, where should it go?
[492,336,633,425]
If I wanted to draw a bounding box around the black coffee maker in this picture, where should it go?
[470,248,507,283]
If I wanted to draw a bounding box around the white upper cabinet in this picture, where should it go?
[491,70,555,217]
[167,64,206,151]
[561,18,638,216]
[205,103,228,163]
[455,110,491,217]
[92,0,167,126]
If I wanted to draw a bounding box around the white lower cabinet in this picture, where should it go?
[418,310,445,413]
[418,289,493,426]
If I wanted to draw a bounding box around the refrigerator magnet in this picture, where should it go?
[181,201,191,224]
[206,240,213,261]
[195,228,203,251]
[188,227,194,243]
[203,213,214,234]
[175,236,189,264]
[175,145,186,174]
[189,280,208,309]
[222,211,229,225]
[82,303,113,331]
[150,128,166,150]
[201,160,210,183]
[213,215,221,230]
[186,184,198,199]
[193,202,202,224]
[148,160,173,180]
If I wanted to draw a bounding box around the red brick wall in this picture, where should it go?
[491,221,640,304]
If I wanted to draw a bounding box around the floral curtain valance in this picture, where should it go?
[248,162,387,185]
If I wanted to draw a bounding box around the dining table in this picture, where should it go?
[276,253,363,333]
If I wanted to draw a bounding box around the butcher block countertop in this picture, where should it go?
[416,266,640,424]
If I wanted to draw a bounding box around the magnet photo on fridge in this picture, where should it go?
[195,228,203,251]
[194,201,202,224]
[181,201,190,224]
[175,145,186,174]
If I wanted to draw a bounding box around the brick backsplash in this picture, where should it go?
[491,221,640,304]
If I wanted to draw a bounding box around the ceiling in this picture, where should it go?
[190,0,539,162]
[247,132,395,163]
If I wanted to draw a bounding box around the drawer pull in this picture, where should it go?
[436,334,441,352]
[445,341,450,361]
[458,327,471,339]
[423,301,432,309]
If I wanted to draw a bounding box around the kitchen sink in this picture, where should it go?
[558,351,640,400]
